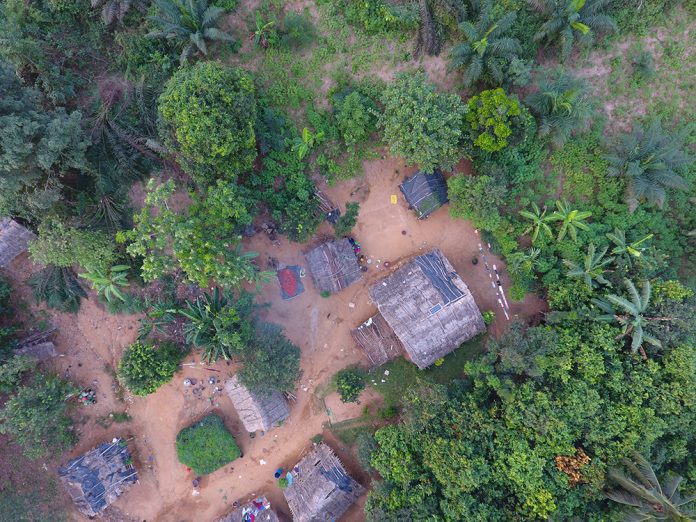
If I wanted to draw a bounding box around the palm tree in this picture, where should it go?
[606,121,692,212]
[529,0,617,59]
[526,69,593,147]
[519,202,554,243]
[606,452,696,520]
[178,288,254,362]
[91,0,147,26]
[606,228,653,268]
[547,199,592,242]
[148,0,235,65]
[448,0,522,86]
[593,279,671,354]
[564,243,613,289]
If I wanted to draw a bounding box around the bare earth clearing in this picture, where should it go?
[6,153,544,522]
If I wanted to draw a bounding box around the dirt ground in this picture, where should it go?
[4,151,545,522]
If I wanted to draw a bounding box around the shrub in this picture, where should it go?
[280,11,316,49]
[334,368,366,403]
[378,405,399,420]
[335,91,377,146]
[482,310,496,325]
[333,202,360,236]
[380,72,466,173]
[176,414,241,474]
[356,432,378,471]
[118,341,184,396]
[0,373,77,458]
[448,174,506,231]
[277,477,289,488]
[0,355,36,394]
[158,62,257,185]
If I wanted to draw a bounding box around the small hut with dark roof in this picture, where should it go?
[351,314,404,367]
[305,238,362,294]
[58,438,138,518]
[0,218,35,268]
[225,376,289,433]
[399,170,449,219]
[217,496,284,522]
[283,443,363,522]
[362,249,485,369]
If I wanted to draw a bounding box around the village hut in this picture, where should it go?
[367,249,485,369]
[284,443,364,522]
[305,238,362,294]
[225,376,289,433]
[0,218,35,268]
[351,314,404,367]
[399,170,449,219]
[217,496,284,522]
[58,438,138,518]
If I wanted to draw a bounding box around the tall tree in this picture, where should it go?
[526,69,593,147]
[606,452,696,520]
[449,0,522,87]
[148,0,235,65]
[529,0,617,59]
[605,121,691,212]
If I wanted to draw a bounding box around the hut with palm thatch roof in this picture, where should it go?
[225,376,289,433]
[58,438,138,518]
[356,248,485,369]
[283,443,363,522]
[351,314,404,367]
[305,238,362,295]
[0,218,34,268]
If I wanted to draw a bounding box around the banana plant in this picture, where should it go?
[251,11,275,48]
[606,228,653,267]
[293,127,325,160]
[79,265,130,303]
[563,243,613,289]
[519,202,554,243]
[547,199,592,242]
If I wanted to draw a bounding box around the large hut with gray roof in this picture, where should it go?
[0,218,34,268]
[225,376,289,434]
[283,443,363,522]
[353,249,485,369]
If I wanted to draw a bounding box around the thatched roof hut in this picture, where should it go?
[225,376,289,433]
[399,170,448,219]
[368,249,485,369]
[284,443,363,522]
[351,313,404,367]
[15,341,57,360]
[0,218,35,267]
[58,438,138,518]
[305,238,362,294]
[217,496,284,522]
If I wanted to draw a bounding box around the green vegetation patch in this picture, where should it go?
[176,414,241,475]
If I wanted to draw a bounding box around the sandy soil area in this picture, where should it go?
[5,153,545,522]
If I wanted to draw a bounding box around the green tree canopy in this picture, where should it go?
[158,62,257,185]
[379,71,466,173]
[465,88,522,153]
[118,341,184,396]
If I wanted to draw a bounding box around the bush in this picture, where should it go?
[0,373,77,458]
[0,355,36,394]
[118,341,184,396]
[334,368,366,403]
[380,72,466,173]
[356,432,378,471]
[465,89,522,153]
[335,91,377,146]
[482,310,496,326]
[176,414,241,474]
[277,477,289,488]
[333,202,360,236]
[280,11,316,49]
[448,174,507,231]
[158,62,257,185]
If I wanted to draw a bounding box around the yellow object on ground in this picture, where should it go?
[390,195,397,204]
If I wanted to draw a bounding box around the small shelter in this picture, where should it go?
[351,314,404,367]
[217,496,284,522]
[284,443,363,522]
[0,218,35,268]
[58,438,138,518]
[366,249,485,369]
[305,238,362,295]
[399,170,449,219]
[225,376,289,433]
